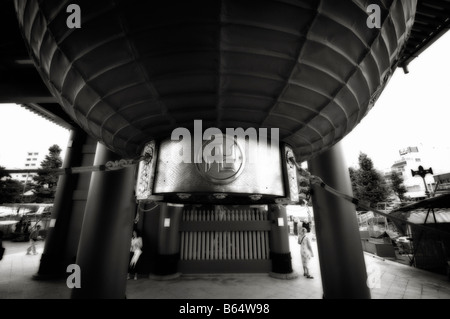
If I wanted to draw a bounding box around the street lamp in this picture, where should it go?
[411,165,433,198]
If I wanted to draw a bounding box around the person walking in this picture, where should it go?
[128,230,143,280]
[298,226,314,279]
[26,225,41,255]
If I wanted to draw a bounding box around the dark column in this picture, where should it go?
[34,129,86,279]
[268,204,295,278]
[154,203,183,277]
[308,142,371,299]
[141,203,161,275]
[71,143,136,299]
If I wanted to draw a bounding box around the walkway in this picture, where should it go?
[1,235,450,300]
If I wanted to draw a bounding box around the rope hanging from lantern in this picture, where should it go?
[137,201,160,213]
[2,152,153,176]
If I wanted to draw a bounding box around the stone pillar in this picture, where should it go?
[71,143,136,299]
[268,204,294,278]
[307,141,371,299]
[34,129,86,279]
[154,203,183,277]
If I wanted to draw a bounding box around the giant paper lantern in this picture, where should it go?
[14,0,416,162]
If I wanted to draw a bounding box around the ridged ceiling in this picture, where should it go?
[15,0,417,162]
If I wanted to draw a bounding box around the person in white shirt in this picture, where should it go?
[26,225,41,255]
[128,230,143,280]
[298,226,314,279]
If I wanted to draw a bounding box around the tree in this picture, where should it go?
[32,144,63,202]
[349,152,391,209]
[296,166,312,205]
[349,166,358,194]
[390,170,407,201]
[0,165,9,179]
[0,166,25,203]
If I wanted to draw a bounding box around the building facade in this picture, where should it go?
[389,146,436,200]
[11,151,43,183]
[433,173,450,196]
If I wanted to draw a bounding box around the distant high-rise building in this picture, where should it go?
[11,151,43,183]
[388,146,436,200]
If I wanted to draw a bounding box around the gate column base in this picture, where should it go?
[155,203,183,276]
[269,204,295,278]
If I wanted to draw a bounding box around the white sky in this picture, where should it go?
[0,33,449,173]
[341,32,450,172]
[0,104,70,168]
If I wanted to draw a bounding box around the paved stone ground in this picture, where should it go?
[1,236,450,300]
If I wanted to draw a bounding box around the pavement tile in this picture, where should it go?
[1,237,450,299]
